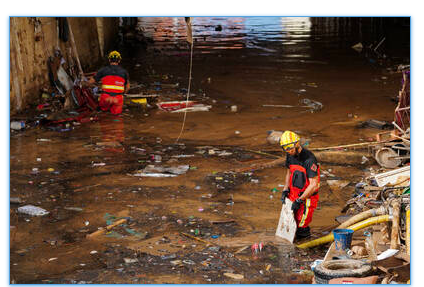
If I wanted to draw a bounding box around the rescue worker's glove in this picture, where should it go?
[291,198,304,212]
[281,189,290,204]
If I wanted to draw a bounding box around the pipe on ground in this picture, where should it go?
[296,215,391,249]
[337,206,386,229]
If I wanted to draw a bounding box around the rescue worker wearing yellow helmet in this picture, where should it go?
[88,51,130,114]
[280,131,320,239]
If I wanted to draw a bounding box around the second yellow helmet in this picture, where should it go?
[108,50,122,61]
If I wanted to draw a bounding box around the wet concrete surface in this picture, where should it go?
[10,17,409,283]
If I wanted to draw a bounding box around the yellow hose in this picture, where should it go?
[337,206,386,229]
[296,215,390,249]
[406,209,410,256]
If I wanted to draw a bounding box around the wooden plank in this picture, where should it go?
[86,218,127,239]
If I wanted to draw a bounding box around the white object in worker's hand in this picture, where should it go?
[275,198,297,243]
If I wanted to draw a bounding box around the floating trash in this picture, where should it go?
[17,205,49,216]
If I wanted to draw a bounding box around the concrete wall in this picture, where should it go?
[10,17,119,115]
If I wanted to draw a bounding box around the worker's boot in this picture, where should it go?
[296,226,310,239]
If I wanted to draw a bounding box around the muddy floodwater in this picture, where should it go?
[10,17,409,283]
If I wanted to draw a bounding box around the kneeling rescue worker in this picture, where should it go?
[280,131,320,239]
[89,51,130,115]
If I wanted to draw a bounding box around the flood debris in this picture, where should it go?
[157,101,211,112]
[262,98,323,112]
[304,164,410,283]
[87,218,128,239]
[357,119,394,130]
[10,197,23,204]
[300,98,323,112]
[132,164,190,177]
[17,205,49,216]
[351,42,363,52]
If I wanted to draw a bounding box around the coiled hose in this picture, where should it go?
[296,215,391,249]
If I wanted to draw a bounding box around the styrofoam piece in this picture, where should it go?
[275,198,297,243]
[17,205,49,216]
[374,165,410,187]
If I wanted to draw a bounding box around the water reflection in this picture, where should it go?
[137,17,312,55]
[136,17,409,62]
[98,114,125,153]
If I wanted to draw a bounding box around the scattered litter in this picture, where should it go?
[11,121,25,130]
[90,250,98,255]
[17,205,49,216]
[48,258,58,262]
[377,249,399,260]
[170,260,182,266]
[64,207,83,212]
[358,119,393,130]
[171,105,212,113]
[224,273,244,280]
[372,165,410,187]
[327,180,350,190]
[133,172,175,178]
[266,130,283,144]
[10,197,23,204]
[146,164,189,175]
[157,101,211,112]
[92,162,106,167]
[361,156,369,164]
[182,259,195,265]
[133,165,190,177]
[171,154,195,158]
[231,105,237,112]
[300,98,323,112]
[351,245,367,256]
[218,151,233,156]
[96,141,122,148]
[124,258,138,264]
[352,42,363,52]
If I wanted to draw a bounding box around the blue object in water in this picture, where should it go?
[333,229,354,251]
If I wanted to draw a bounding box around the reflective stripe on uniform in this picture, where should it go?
[102,84,125,91]
[299,198,311,227]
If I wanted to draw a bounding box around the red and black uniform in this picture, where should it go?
[286,148,320,231]
[94,65,129,115]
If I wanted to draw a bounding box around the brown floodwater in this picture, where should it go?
[10,17,409,283]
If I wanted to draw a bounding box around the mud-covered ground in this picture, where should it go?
[9,17,409,283]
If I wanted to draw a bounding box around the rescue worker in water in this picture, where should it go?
[280,131,320,239]
[88,51,130,115]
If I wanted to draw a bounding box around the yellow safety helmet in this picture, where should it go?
[108,50,122,62]
[280,130,300,151]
